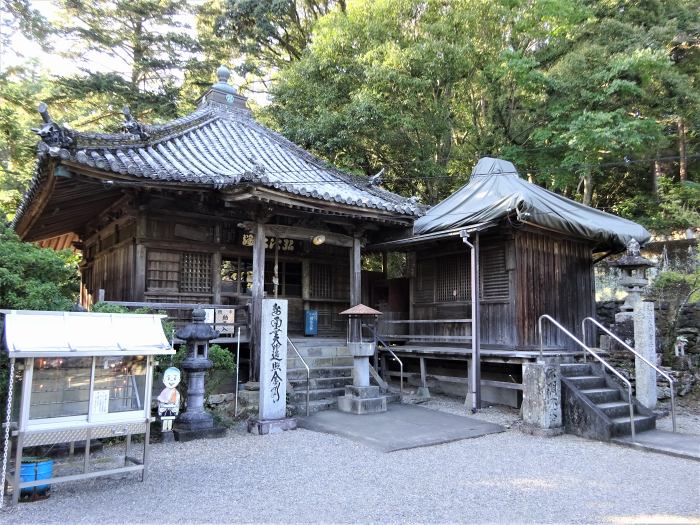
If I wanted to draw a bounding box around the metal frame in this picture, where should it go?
[582,317,677,432]
[460,230,481,412]
[287,338,310,417]
[3,354,157,505]
[368,327,404,397]
[538,314,637,441]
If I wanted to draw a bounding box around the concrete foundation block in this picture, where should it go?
[344,385,381,398]
[522,359,562,430]
[337,395,387,414]
[247,417,297,435]
[521,423,564,437]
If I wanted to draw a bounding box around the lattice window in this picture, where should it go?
[310,263,332,299]
[435,255,470,302]
[147,251,180,291]
[180,252,212,293]
[414,259,435,303]
[480,247,510,300]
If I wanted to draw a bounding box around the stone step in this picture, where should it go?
[287,356,354,369]
[288,365,353,380]
[596,400,637,419]
[566,375,607,390]
[289,376,353,390]
[579,388,622,404]
[289,398,337,415]
[289,346,350,358]
[290,387,346,402]
[611,414,656,437]
[560,363,593,377]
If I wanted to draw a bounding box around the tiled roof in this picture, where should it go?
[16,70,420,224]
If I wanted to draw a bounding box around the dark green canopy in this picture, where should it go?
[413,157,650,252]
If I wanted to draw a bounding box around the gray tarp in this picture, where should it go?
[413,157,651,252]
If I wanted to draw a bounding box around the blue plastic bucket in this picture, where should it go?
[20,457,53,496]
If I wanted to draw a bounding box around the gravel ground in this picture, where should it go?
[3,397,699,524]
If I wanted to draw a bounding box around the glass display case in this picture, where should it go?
[1,310,174,505]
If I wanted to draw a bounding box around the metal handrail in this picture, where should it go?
[287,338,310,417]
[539,314,636,441]
[370,328,404,397]
[582,317,676,432]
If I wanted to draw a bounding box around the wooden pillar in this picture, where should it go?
[350,235,361,306]
[301,259,310,311]
[133,213,147,301]
[250,222,266,381]
[212,225,222,304]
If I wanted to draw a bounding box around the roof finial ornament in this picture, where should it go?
[32,101,73,156]
[122,106,149,141]
[626,238,641,257]
[368,167,384,186]
[217,65,231,84]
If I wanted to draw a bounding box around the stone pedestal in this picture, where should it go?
[337,385,387,414]
[634,301,657,409]
[522,359,563,436]
[249,299,296,434]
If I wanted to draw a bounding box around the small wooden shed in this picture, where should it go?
[369,158,650,406]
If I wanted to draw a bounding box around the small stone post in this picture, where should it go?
[248,298,297,434]
[522,358,563,436]
[633,301,657,409]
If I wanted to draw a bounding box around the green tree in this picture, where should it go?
[0,64,48,219]
[206,0,345,94]
[266,0,581,203]
[532,0,700,206]
[0,223,79,310]
[51,0,201,123]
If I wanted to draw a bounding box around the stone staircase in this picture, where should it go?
[287,339,354,415]
[560,362,656,441]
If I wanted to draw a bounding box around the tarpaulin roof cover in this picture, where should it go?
[413,157,650,252]
[1,310,175,357]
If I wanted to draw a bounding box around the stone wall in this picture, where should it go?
[595,300,699,355]
[594,300,699,399]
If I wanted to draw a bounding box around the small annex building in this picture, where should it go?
[368,158,650,406]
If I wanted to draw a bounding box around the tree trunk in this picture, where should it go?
[653,157,665,195]
[582,169,593,206]
[678,118,687,182]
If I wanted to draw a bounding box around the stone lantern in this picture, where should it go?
[337,304,387,414]
[173,307,226,441]
[612,239,656,323]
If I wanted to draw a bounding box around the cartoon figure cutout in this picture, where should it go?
[157,367,181,432]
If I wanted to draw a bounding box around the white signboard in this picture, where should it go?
[92,390,110,416]
[258,299,288,421]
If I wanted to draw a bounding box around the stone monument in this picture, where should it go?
[521,358,563,436]
[337,304,387,414]
[633,301,657,409]
[248,299,297,434]
[173,308,226,441]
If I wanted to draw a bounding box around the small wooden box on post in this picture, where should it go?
[337,304,387,414]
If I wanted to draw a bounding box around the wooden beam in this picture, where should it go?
[350,235,361,306]
[250,221,266,381]
[238,221,355,248]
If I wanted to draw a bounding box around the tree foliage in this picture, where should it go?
[266,0,699,215]
[0,223,79,310]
